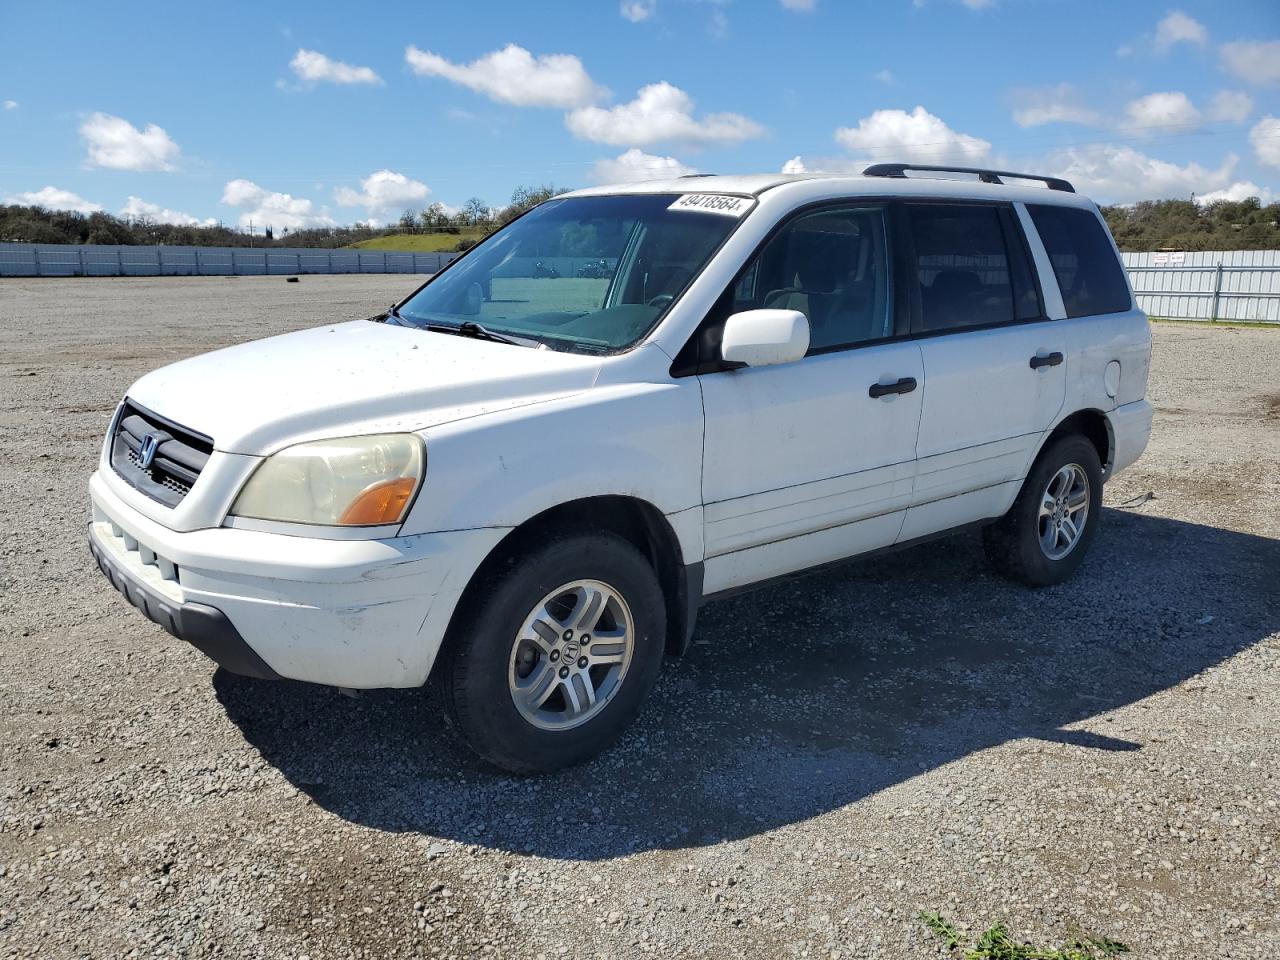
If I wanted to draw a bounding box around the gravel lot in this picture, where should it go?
[1,275,1278,959]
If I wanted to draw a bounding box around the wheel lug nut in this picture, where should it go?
[581,634,590,645]
[549,650,560,662]
[578,657,589,669]
[559,666,570,679]
[562,629,573,641]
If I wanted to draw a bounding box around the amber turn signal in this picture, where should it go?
[338,477,417,525]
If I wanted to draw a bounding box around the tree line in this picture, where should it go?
[0,185,565,250]
[1100,196,1279,251]
[1,188,1276,251]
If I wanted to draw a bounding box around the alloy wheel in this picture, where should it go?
[507,579,635,731]
[1038,462,1090,561]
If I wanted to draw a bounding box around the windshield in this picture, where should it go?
[393,193,749,353]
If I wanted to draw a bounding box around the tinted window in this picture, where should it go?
[907,204,1031,332]
[1028,204,1131,318]
[729,206,892,353]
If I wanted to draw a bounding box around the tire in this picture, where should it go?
[982,434,1104,588]
[434,530,666,774]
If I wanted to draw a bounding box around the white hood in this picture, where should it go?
[126,320,604,454]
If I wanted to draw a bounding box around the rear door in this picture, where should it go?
[897,201,1067,540]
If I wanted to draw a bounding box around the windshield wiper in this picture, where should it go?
[426,320,540,348]
[459,320,532,345]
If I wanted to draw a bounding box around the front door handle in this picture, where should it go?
[1029,351,1064,369]
[868,376,918,398]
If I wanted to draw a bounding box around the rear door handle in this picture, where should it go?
[868,376,918,398]
[1029,351,1064,369]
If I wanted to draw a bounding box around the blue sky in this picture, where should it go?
[2,0,1277,231]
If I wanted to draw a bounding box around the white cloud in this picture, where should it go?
[80,113,180,171]
[1154,11,1207,52]
[777,155,868,175]
[708,6,729,38]
[3,99,16,110]
[333,169,431,216]
[912,0,994,8]
[5,185,103,214]
[1206,90,1253,123]
[1011,84,1100,128]
[874,69,896,85]
[1251,116,1280,171]
[833,106,991,164]
[289,49,382,86]
[620,0,655,21]
[565,81,763,147]
[1194,181,1275,205]
[405,43,604,108]
[1047,144,1237,203]
[1010,86,1244,132]
[780,0,816,10]
[1124,91,1200,131]
[1219,41,1280,86]
[120,196,215,226]
[220,179,334,230]
[590,148,697,183]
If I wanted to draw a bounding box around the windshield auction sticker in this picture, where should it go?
[668,194,755,217]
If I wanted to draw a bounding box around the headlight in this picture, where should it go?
[230,434,424,527]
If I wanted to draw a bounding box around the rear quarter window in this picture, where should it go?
[1028,204,1132,318]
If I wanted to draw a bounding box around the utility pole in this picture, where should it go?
[248,220,255,248]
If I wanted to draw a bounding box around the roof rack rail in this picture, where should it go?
[862,163,1075,193]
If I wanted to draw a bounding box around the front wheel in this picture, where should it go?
[434,530,666,773]
[983,434,1104,587]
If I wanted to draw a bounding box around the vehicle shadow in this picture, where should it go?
[214,509,1279,860]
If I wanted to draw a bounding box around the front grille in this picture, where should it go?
[109,400,213,507]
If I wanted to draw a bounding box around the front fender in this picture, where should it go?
[401,381,705,560]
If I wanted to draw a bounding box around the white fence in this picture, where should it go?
[1121,250,1280,324]
[0,243,459,278]
[2,242,1278,324]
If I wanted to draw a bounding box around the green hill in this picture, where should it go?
[348,231,483,252]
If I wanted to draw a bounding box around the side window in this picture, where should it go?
[729,206,893,353]
[906,203,1039,333]
[1028,204,1132,318]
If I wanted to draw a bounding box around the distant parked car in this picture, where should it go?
[89,164,1152,773]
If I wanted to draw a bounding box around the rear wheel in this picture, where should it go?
[983,434,1103,587]
[435,530,666,773]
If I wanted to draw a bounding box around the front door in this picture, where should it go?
[696,204,924,594]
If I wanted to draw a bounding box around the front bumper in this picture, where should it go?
[89,525,280,679]
[89,469,508,688]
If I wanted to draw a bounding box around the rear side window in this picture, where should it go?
[1028,204,1132,318]
[905,204,1040,333]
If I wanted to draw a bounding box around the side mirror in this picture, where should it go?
[720,309,810,367]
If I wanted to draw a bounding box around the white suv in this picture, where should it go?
[89,165,1153,772]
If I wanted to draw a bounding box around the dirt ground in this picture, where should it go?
[1,275,1278,959]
